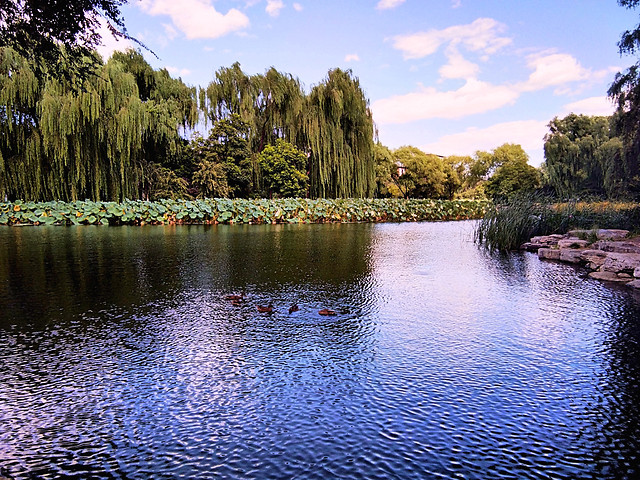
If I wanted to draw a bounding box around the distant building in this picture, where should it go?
[395,161,407,176]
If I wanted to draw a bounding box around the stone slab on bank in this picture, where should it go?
[523,229,640,289]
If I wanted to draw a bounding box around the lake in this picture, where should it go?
[1,221,639,479]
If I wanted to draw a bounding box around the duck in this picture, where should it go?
[289,303,299,314]
[318,308,337,316]
[257,303,275,313]
[225,293,244,301]
[231,299,242,307]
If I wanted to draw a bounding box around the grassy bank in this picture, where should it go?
[475,195,640,251]
[0,198,491,226]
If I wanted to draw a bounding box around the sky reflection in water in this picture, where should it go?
[1,222,640,479]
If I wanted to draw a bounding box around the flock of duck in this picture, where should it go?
[224,293,337,316]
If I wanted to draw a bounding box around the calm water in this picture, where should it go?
[1,222,640,480]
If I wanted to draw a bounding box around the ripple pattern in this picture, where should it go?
[1,222,640,479]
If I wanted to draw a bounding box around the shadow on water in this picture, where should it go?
[0,224,376,325]
[1,221,640,479]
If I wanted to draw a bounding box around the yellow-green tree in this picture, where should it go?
[391,146,446,199]
[0,47,197,201]
[258,139,308,198]
[201,64,375,198]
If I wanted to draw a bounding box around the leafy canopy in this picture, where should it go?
[0,0,142,81]
[391,146,446,199]
[258,139,308,198]
[607,0,640,198]
[543,114,626,198]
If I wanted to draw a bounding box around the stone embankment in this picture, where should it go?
[521,229,640,289]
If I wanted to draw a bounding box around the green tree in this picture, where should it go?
[147,163,188,200]
[607,0,640,198]
[0,47,197,201]
[191,158,230,198]
[391,146,446,199]
[258,139,308,198]
[305,68,375,198]
[543,114,623,197]
[200,62,305,152]
[201,64,375,198]
[445,155,480,196]
[442,157,463,200]
[0,0,141,81]
[484,157,541,200]
[373,143,395,197]
[188,115,253,198]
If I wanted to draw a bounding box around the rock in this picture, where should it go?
[591,241,640,254]
[635,266,640,278]
[538,248,561,260]
[589,271,633,283]
[557,238,591,249]
[568,229,629,241]
[559,249,585,264]
[521,242,542,252]
[626,279,640,289]
[597,229,630,241]
[600,252,640,275]
[579,249,608,271]
[530,234,564,246]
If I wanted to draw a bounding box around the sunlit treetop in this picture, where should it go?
[0,0,140,80]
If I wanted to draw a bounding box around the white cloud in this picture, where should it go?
[293,3,303,11]
[420,120,549,166]
[376,0,406,10]
[138,0,249,40]
[162,23,179,41]
[439,46,479,80]
[562,96,616,116]
[519,52,591,92]
[345,53,360,62]
[392,18,511,60]
[95,18,135,60]
[451,0,462,8]
[374,50,601,124]
[372,79,520,124]
[266,0,285,17]
[165,66,192,77]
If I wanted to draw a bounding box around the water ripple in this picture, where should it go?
[1,222,640,479]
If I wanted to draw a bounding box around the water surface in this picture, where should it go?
[1,222,639,479]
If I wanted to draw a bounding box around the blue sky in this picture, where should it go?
[98,0,635,166]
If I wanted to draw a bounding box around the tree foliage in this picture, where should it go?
[189,115,253,198]
[391,146,446,199]
[0,47,197,201]
[1,49,376,201]
[607,0,640,198]
[0,0,139,80]
[258,139,308,198]
[373,143,395,197]
[543,114,628,197]
[305,68,376,198]
[201,63,375,198]
[484,156,540,200]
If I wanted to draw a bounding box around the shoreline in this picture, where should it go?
[522,229,640,290]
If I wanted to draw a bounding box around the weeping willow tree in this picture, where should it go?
[201,63,375,198]
[0,47,198,201]
[200,62,305,151]
[304,68,375,198]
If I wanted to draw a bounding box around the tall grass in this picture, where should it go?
[474,193,640,251]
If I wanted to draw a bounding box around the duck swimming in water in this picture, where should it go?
[225,293,244,301]
[257,304,274,313]
[289,304,299,314]
[318,308,336,316]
